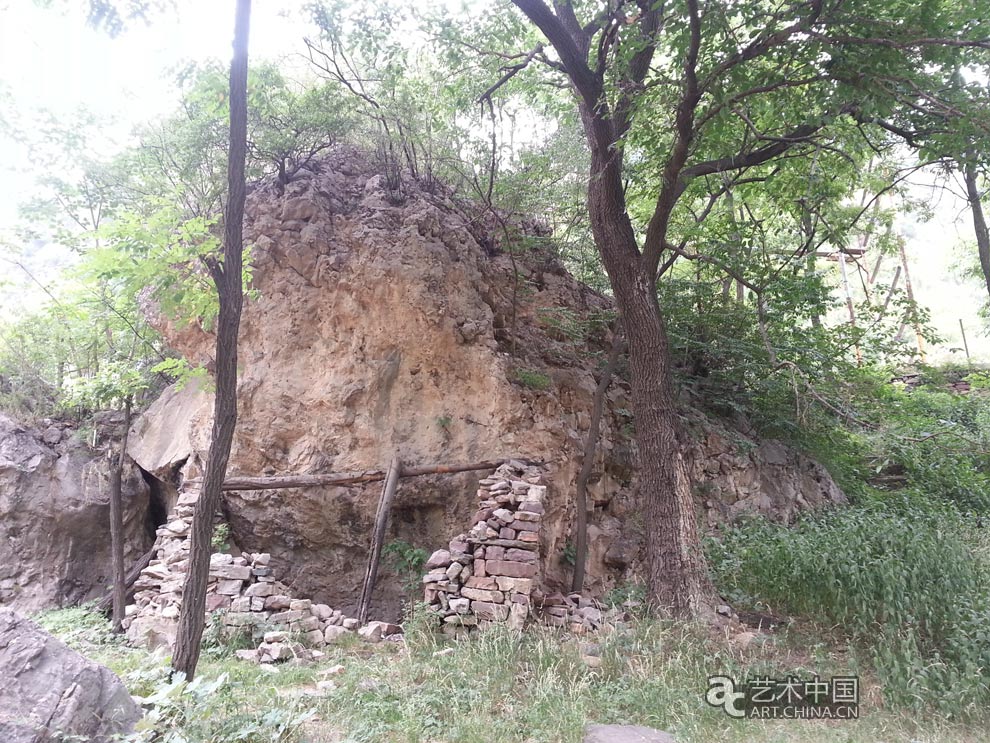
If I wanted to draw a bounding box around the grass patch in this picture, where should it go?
[707,501,990,716]
[31,606,990,742]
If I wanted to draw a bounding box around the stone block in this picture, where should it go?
[449,597,470,614]
[245,582,276,597]
[513,510,541,522]
[485,560,537,578]
[471,601,509,621]
[304,629,326,647]
[505,548,537,563]
[289,599,312,611]
[206,594,232,612]
[461,587,503,603]
[324,625,352,643]
[265,595,292,610]
[518,501,545,515]
[215,579,244,596]
[495,577,532,593]
[499,528,517,540]
[518,532,539,543]
[311,603,333,621]
[511,519,540,533]
[299,616,322,632]
[342,617,359,630]
[425,549,451,569]
[492,508,514,524]
[445,562,462,581]
[210,564,252,581]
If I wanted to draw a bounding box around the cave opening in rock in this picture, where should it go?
[136,459,186,539]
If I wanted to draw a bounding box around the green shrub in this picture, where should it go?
[512,367,551,391]
[127,671,314,743]
[707,503,990,714]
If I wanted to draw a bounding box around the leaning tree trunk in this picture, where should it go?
[109,396,132,633]
[965,162,990,301]
[172,0,251,681]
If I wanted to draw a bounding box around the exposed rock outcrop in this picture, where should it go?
[0,414,154,611]
[129,147,845,619]
[0,609,141,742]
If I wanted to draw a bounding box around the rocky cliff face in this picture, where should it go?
[130,147,844,619]
[0,414,154,611]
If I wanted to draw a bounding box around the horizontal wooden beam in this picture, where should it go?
[187,458,537,492]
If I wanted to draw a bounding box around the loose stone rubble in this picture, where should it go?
[124,487,400,663]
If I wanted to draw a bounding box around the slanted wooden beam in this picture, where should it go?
[188,459,533,492]
[358,455,401,624]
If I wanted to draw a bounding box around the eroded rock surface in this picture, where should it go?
[129,147,845,617]
[0,609,140,742]
[0,414,154,611]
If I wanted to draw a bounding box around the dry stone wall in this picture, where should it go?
[423,461,545,635]
[125,487,399,662]
[424,462,634,635]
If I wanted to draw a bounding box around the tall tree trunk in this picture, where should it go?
[585,152,715,617]
[109,396,132,633]
[171,0,251,680]
[965,162,990,300]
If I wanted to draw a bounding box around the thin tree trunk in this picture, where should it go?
[172,0,250,681]
[571,334,625,593]
[897,239,926,361]
[965,162,990,300]
[109,396,132,633]
[358,455,402,623]
[838,251,862,366]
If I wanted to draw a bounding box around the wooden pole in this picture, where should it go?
[358,455,401,624]
[960,319,972,365]
[572,336,624,593]
[109,397,132,632]
[190,459,525,492]
[96,546,155,614]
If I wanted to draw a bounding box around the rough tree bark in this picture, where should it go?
[109,396,132,633]
[172,0,251,680]
[965,162,990,301]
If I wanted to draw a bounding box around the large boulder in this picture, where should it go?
[0,414,154,611]
[0,609,140,742]
[129,146,845,615]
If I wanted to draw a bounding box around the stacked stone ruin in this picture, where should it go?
[423,461,546,634]
[125,487,398,663]
[423,462,633,635]
[127,460,620,660]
